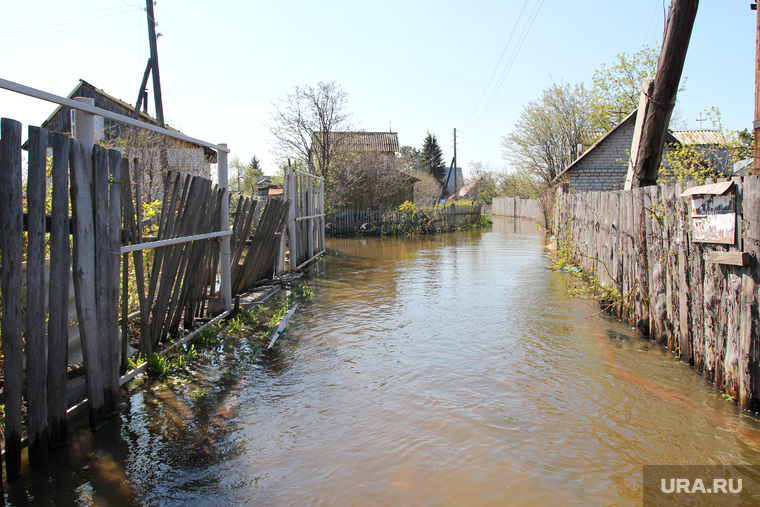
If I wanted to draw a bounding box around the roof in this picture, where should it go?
[671,130,727,145]
[38,80,217,163]
[553,109,679,183]
[42,79,158,128]
[329,132,400,153]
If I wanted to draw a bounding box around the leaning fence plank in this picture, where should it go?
[739,176,760,411]
[26,126,49,463]
[70,139,107,429]
[48,132,71,449]
[0,118,24,478]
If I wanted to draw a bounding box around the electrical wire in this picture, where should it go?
[460,0,531,135]
[460,0,545,140]
[0,9,137,36]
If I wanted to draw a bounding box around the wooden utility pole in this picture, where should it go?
[132,57,152,120]
[145,0,165,127]
[629,0,698,188]
[453,128,457,199]
[753,3,760,175]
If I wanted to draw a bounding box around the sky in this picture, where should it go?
[1,0,756,179]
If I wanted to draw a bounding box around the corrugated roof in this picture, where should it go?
[331,132,400,153]
[671,130,727,145]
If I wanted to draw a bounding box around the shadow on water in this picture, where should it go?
[7,218,760,505]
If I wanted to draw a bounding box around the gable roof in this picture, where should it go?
[671,129,726,145]
[330,132,400,153]
[42,79,158,128]
[553,109,678,183]
[37,80,216,163]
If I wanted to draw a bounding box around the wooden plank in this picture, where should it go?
[47,132,71,449]
[69,139,107,429]
[707,251,749,266]
[647,186,668,345]
[687,180,705,373]
[26,126,49,463]
[633,187,649,335]
[0,118,24,477]
[662,183,679,351]
[739,175,760,410]
[108,151,122,397]
[93,145,118,417]
[675,181,691,363]
[721,177,743,399]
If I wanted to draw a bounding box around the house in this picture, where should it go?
[553,109,678,192]
[37,80,215,198]
[256,176,283,197]
[318,131,418,209]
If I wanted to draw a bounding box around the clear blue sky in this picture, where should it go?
[1,0,755,178]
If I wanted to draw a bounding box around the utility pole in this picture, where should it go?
[453,128,457,199]
[627,0,698,188]
[132,58,152,120]
[145,0,165,127]
[753,2,760,175]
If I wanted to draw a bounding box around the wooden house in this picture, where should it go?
[321,131,418,209]
[38,80,215,199]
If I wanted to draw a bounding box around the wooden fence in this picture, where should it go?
[554,177,760,411]
[281,163,325,270]
[491,196,542,221]
[0,80,319,482]
[327,203,482,236]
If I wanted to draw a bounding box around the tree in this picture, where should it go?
[230,154,264,196]
[421,132,446,182]
[397,145,422,173]
[269,81,351,183]
[501,82,598,185]
[591,45,659,129]
[660,108,753,184]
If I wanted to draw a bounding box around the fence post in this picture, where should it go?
[72,97,95,178]
[287,162,298,270]
[217,143,232,311]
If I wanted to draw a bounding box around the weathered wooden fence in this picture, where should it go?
[231,195,290,294]
[327,203,482,236]
[0,78,320,481]
[281,163,325,270]
[554,177,760,411]
[491,196,542,221]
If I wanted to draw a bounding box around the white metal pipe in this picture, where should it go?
[0,78,229,154]
[119,229,232,253]
[217,144,232,311]
[73,97,95,179]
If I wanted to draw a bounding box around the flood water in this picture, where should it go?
[7,218,760,506]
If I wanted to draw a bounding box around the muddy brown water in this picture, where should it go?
[7,218,760,506]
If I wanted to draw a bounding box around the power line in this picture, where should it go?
[461,0,545,140]
[461,0,531,135]
[0,9,136,36]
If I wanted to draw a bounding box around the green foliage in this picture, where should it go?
[591,44,660,129]
[421,132,446,183]
[659,108,751,185]
[146,353,171,379]
[501,82,598,185]
[398,200,418,219]
[230,155,265,196]
[192,327,221,349]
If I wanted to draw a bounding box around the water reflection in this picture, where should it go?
[6,218,760,505]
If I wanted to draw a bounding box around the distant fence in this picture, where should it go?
[327,202,482,236]
[554,177,760,411]
[491,197,542,221]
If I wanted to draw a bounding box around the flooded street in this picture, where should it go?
[9,218,760,506]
